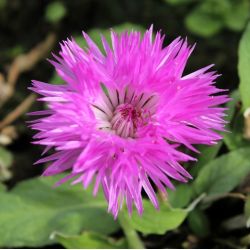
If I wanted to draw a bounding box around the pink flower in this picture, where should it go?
[29,26,229,218]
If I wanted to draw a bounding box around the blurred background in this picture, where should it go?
[0,0,250,249]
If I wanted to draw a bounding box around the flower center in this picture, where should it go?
[92,86,157,138]
[110,103,144,138]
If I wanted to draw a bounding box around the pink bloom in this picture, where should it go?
[29,26,228,218]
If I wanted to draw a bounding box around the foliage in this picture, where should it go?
[0,175,119,247]
[193,148,250,196]
[239,21,250,111]
[45,1,67,24]
[0,0,250,248]
[121,199,188,235]
[183,0,250,37]
[187,208,210,238]
[53,231,128,249]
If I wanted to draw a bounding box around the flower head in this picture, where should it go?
[29,26,229,218]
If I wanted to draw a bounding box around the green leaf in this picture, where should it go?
[0,183,6,192]
[187,209,210,237]
[224,113,249,151]
[185,1,224,37]
[126,199,188,234]
[185,11,223,37]
[239,21,250,111]
[222,214,247,230]
[185,0,249,36]
[244,196,250,228]
[190,142,222,177]
[0,175,119,247]
[165,0,194,5]
[193,148,250,196]
[223,90,249,150]
[45,1,67,24]
[53,231,127,249]
[0,146,13,181]
[223,0,249,31]
[168,184,193,208]
[0,0,6,10]
[226,90,240,122]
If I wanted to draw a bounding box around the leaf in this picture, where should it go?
[45,1,67,24]
[226,90,240,122]
[223,0,249,31]
[240,234,250,247]
[0,175,119,247]
[0,183,6,192]
[222,214,247,230]
[185,11,223,37]
[0,0,6,10]
[244,196,250,228]
[167,184,193,208]
[224,112,249,150]
[185,1,223,37]
[187,209,210,237]
[193,148,250,196]
[239,21,250,111]
[53,231,127,249]
[185,0,249,36]
[190,142,222,177]
[222,90,249,150]
[126,199,188,234]
[165,0,194,5]
[0,146,13,181]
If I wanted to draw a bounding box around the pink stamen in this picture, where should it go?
[93,87,157,138]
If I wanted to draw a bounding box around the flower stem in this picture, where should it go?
[118,212,144,249]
